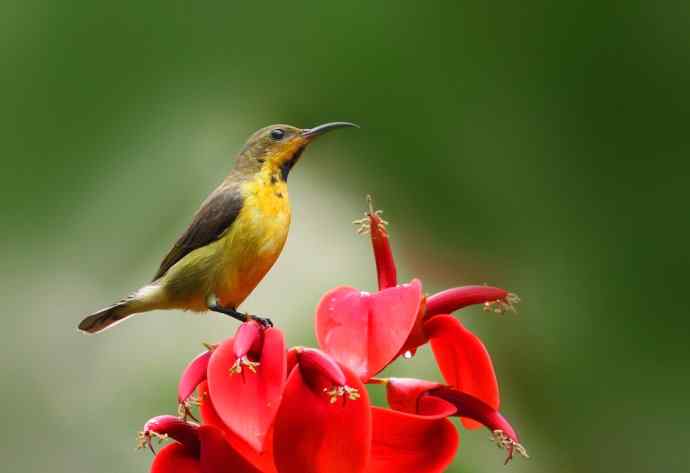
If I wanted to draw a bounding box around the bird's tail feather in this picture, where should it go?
[78,300,138,334]
[79,284,164,334]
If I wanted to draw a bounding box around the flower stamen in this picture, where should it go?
[229,355,260,375]
[177,401,199,422]
[491,429,529,464]
[324,384,361,404]
[353,195,389,236]
[483,292,521,315]
[137,430,168,455]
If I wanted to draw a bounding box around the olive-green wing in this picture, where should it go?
[153,187,244,281]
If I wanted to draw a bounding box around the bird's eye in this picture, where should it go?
[270,128,285,141]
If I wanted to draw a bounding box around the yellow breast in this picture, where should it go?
[215,171,291,308]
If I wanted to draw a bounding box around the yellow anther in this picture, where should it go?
[324,385,360,403]
[177,402,199,422]
[491,430,529,460]
[137,430,168,453]
[229,356,260,375]
[483,293,521,315]
[343,385,360,401]
[353,195,389,236]
[353,217,371,234]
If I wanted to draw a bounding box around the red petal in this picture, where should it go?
[425,286,509,318]
[178,350,212,404]
[151,443,200,473]
[207,328,286,452]
[315,279,423,381]
[198,382,277,473]
[286,347,299,375]
[417,394,459,418]
[425,314,499,429]
[198,425,263,473]
[397,296,428,357]
[367,205,397,290]
[273,363,371,473]
[368,407,458,473]
[385,378,445,417]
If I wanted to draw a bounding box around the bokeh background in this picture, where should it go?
[2,1,689,472]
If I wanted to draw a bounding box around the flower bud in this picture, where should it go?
[354,195,397,290]
[426,285,518,318]
[296,348,359,403]
[139,415,199,456]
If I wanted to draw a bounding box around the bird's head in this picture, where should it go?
[235,122,358,181]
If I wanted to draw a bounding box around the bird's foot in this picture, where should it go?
[207,297,274,327]
[247,314,273,328]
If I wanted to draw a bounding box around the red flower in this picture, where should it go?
[136,196,528,472]
[273,348,371,473]
[383,377,529,464]
[314,197,527,464]
[316,198,514,402]
[140,415,261,473]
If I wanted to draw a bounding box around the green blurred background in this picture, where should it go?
[2,1,689,472]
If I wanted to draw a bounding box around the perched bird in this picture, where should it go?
[78,122,357,333]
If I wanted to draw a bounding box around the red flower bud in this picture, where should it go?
[354,195,397,290]
[146,421,262,473]
[425,286,519,318]
[431,386,528,464]
[139,415,200,456]
[232,321,263,363]
[295,348,349,399]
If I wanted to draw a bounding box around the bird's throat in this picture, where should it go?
[279,146,305,181]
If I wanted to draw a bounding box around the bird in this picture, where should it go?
[78,122,358,334]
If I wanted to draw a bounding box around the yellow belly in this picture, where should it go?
[159,174,291,312]
[214,178,291,308]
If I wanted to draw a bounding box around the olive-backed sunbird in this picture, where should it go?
[78,122,357,333]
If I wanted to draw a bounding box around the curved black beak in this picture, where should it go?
[301,122,359,140]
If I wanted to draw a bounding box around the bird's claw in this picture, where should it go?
[248,314,273,328]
